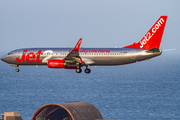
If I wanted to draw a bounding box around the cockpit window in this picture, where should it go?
[8,52,13,55]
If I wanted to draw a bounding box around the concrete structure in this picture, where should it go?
[1,112,23,120]
[31,102,103,120]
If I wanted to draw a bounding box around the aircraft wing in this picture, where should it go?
[81,58,95,65]
[63,38,86,65]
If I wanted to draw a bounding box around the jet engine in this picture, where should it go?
[48,59,66,68]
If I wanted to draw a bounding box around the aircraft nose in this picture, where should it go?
[1,56,6,62]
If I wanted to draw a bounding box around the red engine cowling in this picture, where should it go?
[48,59,65,68]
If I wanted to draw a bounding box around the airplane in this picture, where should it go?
[1,16,167,74]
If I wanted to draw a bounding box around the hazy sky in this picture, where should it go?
[0,0,180,53]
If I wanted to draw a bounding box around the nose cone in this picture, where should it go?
[1,55,12,64]
[1,56,6,62]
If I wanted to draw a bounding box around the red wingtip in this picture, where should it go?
[123,16,167,49]
[73,38,82,51]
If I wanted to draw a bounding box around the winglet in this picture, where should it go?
[73,38,82,51]
[123,16,167,49]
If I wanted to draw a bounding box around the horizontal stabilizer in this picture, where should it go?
[146,47,160,53]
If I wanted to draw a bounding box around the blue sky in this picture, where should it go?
[0,0,180,53]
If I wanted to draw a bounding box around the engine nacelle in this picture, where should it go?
[48,59,66,68]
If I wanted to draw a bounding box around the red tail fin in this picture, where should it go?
[123,16,167,49]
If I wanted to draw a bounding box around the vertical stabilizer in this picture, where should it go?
[123,16,167,49]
